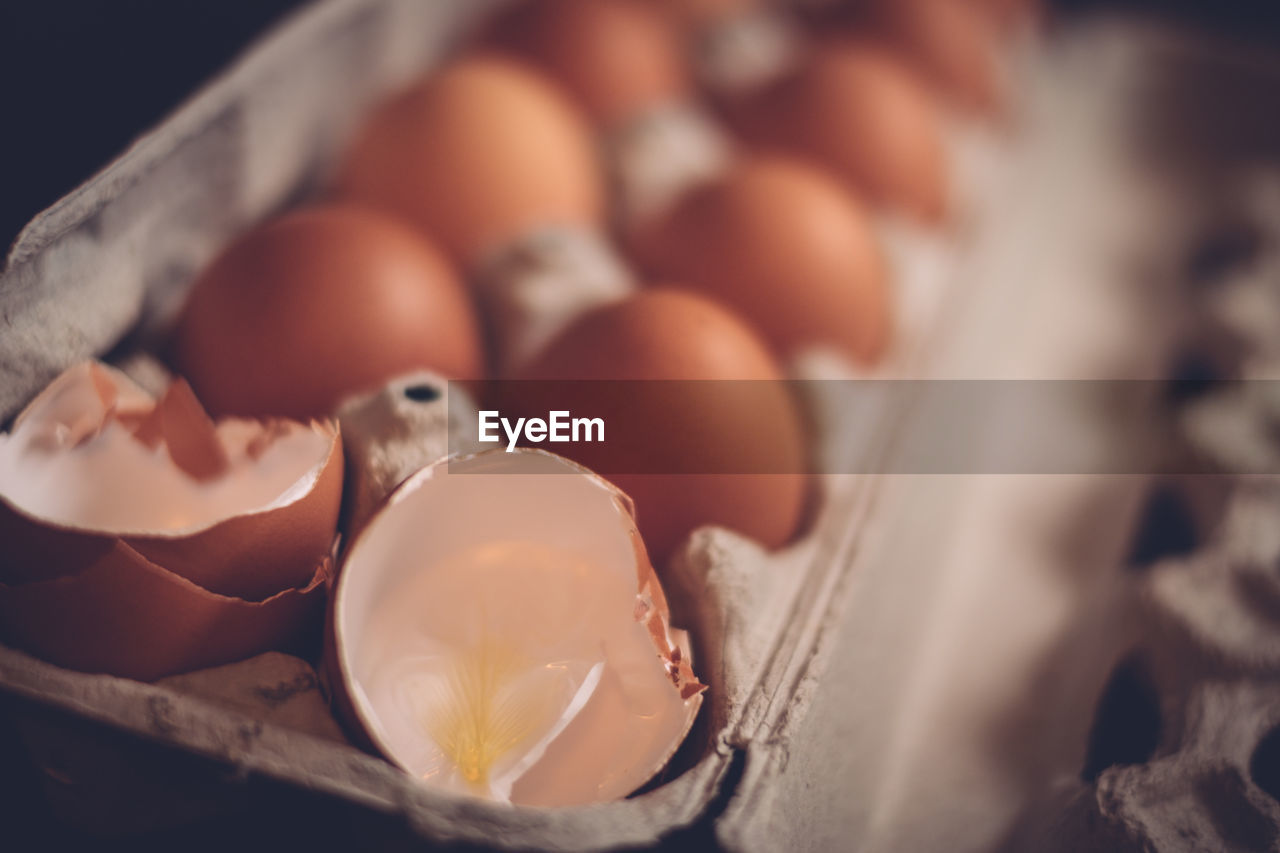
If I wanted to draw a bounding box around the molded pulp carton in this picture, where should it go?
[3,1,1272,849]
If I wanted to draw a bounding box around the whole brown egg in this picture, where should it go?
[505,289,809,562]
[651,0,748,31]
[854,0,1004,114]
[335,55,604,264]
[632,156,891,366]
[725,41,949,224]
[484,0,690,130]
[173,204,482,420]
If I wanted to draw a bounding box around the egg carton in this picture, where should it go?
[0,0,1240,850]
[1007,157,1280,852]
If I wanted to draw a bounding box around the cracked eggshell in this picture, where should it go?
[328,449,704,806]
[0,361,341,680]
[0,549,331,684]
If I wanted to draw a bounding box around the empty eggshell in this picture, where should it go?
[335,56,604,264]
[632,156,892,365]
[329,449,704,806]
[725,41,950,223]
[0,361,341,680]
[173,204,482,421]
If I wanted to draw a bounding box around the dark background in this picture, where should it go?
[0,0,1277,253]
[0,0,309,250]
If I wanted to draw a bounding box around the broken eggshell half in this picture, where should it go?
[0,361,341,681]
[329,448,705,807]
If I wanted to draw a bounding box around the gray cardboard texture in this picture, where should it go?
[3,0,1277,850]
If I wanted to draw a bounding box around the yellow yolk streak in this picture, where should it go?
[425,641,557,789]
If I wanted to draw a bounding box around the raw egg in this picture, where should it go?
[482,0,733,234]
[845,0,1004,114]
[725,41,950,224]
[335,55,603,263]
[973,0,1039,30]
[633,156,891,365]
[505,289,808,561]
[652,0,748,32]
[484,0,690,130]
[173,204,481,420]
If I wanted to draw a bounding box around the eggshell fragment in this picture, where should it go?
[335,56,604,264]
[0,361,341,679]
[633,156,892,365]
[507,290,809,560]
[0,548,329,683]
[330,449,704,806]
[725,41,950,223]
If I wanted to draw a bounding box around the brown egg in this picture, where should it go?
[972,0,1039,30]
[855,0,1004,114]
[485,0,689,129]
[173,204,482,420]
[506,289,808,561]
[633,156,890,365]
[725,41,949,224]
[652,0,748,31]
[336,55,603,262]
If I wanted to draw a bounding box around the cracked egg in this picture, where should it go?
[329,449,704,806]
[0,361,341,680]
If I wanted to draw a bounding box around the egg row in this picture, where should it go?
[176,0,1030,557]
[0,0,1032,809]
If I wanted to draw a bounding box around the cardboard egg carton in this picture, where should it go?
[1008,167,1280,852]
[0,0,1256,849]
